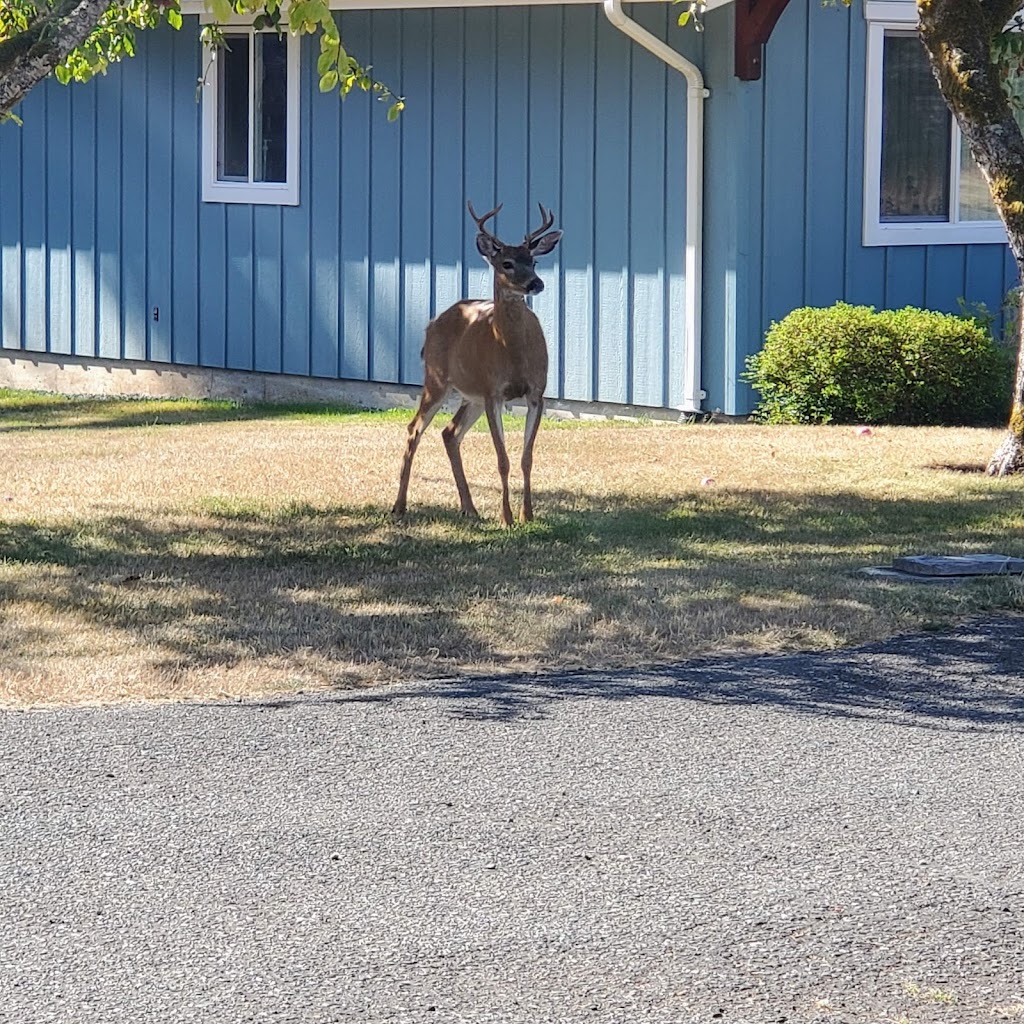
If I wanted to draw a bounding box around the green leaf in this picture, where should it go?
[317,50,335,75]
[210,0,233,23]
[167,8,183,29]
[54,64,72,85]
[319,70,339,93]
[387,101,403,122]
[677,10,691,26]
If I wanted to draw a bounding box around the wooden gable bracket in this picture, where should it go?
[735,0,794,80]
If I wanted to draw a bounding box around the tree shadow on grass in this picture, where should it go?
[0,487,1022,725]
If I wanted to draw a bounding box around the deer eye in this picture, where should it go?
[501,261,515,271]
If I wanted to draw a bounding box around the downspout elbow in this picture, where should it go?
[602,0,709,98]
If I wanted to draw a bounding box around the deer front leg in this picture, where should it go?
[484,398,514,527]
[519,394,543,523]
[392,386,446,517]
[442,400,485,518]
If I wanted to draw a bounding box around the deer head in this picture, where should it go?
[468,201,563,295]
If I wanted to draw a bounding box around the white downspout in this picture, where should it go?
[602,0,708,414]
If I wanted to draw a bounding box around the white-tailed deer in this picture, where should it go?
[392,201,562,526]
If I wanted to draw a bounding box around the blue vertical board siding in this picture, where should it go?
[628,9,668,407]
[462,7,498,304]
[254,208,283,373]
[21,89,47,353]
[884,248,927,310]
[760,0,808,331]
[841,7,886,309]
[701,2,765,415]
[526,5,563,397]
[198,202,227,369]
[965,247,1008,324]
[146,29,173,363]
[95,71,122,361]
[429,9,465,334]
[368,10,402,383]
[121,50,148,361]
[46,83,72,355]
[559,5,596,403]
[494,8,529,240]
[280,35,313,378]
[803,3,849,308]
[0,117,22,349]
[171,26,199,367]
[336,17,369,381]
[399,9,433,386]
[226,205,254,370]
[593,8,631,406]
[310,37,342,380]
[71,82,97,358]
[925,247,967,313]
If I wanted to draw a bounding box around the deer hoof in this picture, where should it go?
[459,507,480,520]
[519,508,534,524]
[391,502,407,518]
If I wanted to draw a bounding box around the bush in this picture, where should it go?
[744,302,1012,426]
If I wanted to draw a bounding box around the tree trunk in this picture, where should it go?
[0,0,113,120]
[917,0,1024,475]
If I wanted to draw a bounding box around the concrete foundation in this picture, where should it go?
[0,352,696,423]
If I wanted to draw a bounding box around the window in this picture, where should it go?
[864,5,1007,245]
[202,28,300,205]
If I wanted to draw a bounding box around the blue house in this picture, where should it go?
[0,0,1017,416]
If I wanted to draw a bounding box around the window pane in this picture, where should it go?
[255,34,288,184]
[880,34,951,222]
[959,135,999,221]
[218,35,250,182]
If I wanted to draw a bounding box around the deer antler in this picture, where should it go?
[467,201,504,244]
[525,203,555,246]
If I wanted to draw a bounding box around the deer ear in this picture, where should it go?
[476,234,500,260]
[529,230,562,257]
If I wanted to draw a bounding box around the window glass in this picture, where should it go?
[217,35,250,182]
[880,34,951,221]
[959,137,1000,221]
[256,33,288,184]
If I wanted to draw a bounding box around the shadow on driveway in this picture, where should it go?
[329,615,1024,731]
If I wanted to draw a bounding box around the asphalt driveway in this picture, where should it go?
[2,616,1023,1023]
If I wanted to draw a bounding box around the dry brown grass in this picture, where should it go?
[2,395,1023,706]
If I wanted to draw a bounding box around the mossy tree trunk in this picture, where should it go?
[917,0,1024,474]
[0,0,113,119]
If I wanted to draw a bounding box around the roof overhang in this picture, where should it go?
[177,0,778,79]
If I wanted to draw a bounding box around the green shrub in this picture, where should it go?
[744,302,1012,426]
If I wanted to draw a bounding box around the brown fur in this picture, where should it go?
[392,203,562,526]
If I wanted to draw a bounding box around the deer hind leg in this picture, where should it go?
[442,400,485,518]
[392,383,448,517]
[519,394,544,524]
[484,398,514,528]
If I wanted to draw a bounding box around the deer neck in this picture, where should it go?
[491,281,530,339]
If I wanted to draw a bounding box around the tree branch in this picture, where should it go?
[980,0,1024,34]
[0,0,113,118]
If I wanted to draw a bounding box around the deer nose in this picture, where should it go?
[527,278,545,295]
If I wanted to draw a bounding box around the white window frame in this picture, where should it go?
[863,2,1007,246]
[201,24,301,206]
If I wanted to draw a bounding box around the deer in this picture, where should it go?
[392,201,563,527]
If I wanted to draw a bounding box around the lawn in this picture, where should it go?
[2,389,1022,706]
